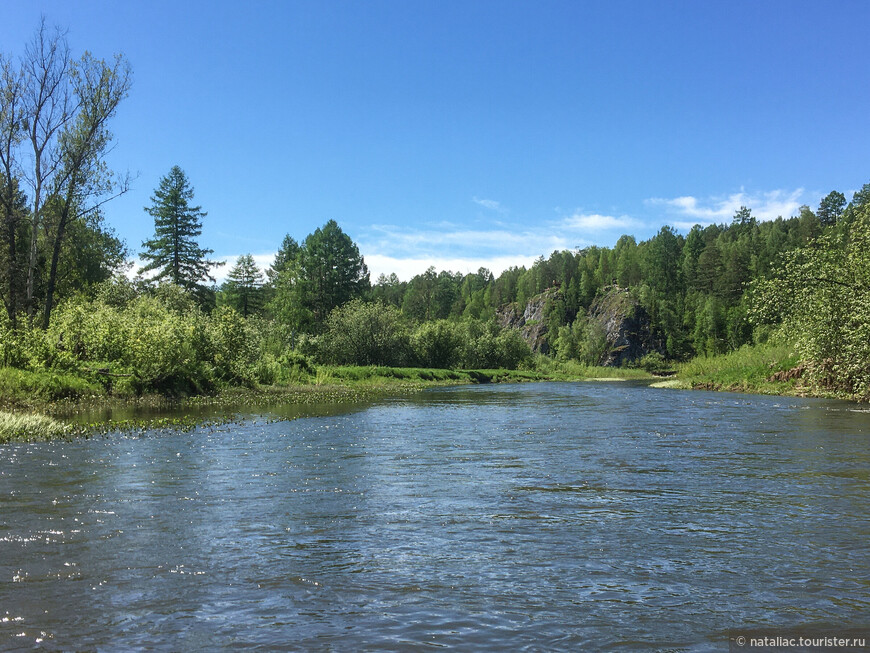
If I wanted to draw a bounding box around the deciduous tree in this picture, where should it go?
[0,20,131,327]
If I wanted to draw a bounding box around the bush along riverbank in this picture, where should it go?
[655,341,854,400]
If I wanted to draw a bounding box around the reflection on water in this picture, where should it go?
[1,383,868,651]
[58,395,372,426]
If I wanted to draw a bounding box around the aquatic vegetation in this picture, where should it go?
[0,411,72,443]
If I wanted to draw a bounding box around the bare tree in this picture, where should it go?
[42,51,131,327]
[0,19,131,327]
[21,20,74,322]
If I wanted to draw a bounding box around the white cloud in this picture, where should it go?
[473,197,503,211]
[363,253,539,282]
[361,223,571,258]
[558,212,642,231]
[648,188,806,226]
[126,253,275,285]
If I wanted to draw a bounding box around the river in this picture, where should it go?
[1,382,869,651]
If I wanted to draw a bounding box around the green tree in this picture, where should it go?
[852,182,870,210]
[266,234,299,284]
[732,205,755,231]
[270,220,369,331]
[817,191,846,227]
[0,174,28,327]
[402,267,438,321]
[752,201,870,397]
[411,319,464,368]
[51,208,127,301]
[139,166,221,292]
[224,254,264,317]
[371,272,405,307]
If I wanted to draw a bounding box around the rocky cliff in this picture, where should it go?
[498,286,659,366]
[496,288,560,354]
[587,287,657,366]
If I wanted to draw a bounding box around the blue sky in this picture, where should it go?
[3,1,869,281]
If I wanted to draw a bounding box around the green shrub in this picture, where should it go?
[411,320,464,368]
[459,320,499,368]
[494,328,533,369]
[632,351,671,373]
[318,299,411,366]
[207,306,260,385]
[0,367,102,401]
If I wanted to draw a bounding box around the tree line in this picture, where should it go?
[3,21,870,397]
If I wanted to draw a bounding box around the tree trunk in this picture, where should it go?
[42,177,76,330]
[3,215,18,327]
[42,205,68,330]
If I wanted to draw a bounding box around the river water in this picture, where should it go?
[1,382,869,651]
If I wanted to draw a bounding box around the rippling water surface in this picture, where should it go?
[1,382,869,651]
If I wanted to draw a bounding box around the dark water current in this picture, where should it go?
[1,382,869,651]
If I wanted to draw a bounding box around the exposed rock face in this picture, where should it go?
[498,285,659,366]
[588,287,657,367]
[496,288,560,354]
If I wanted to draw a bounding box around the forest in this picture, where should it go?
[2,24,870,403]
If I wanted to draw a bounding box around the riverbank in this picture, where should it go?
[7,341,856,445]
[0,362,653,443]
[659,342,860,401]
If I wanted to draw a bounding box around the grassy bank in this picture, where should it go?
[0,361,655,442]
[656,342,824,398]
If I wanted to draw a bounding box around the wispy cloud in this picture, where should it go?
[127,253,275,285]
[361,223,572,259]
[355,209,653,279]
[364,253,539,282]
[648,188,806,229]
[558,212,642,232]
[473,197,504,212]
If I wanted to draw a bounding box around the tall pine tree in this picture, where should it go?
[139,166,221,291]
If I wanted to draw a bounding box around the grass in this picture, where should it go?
[0,367,104,408]
[670,342,806,396]
[530,356,654,381]
[0,411,73,443]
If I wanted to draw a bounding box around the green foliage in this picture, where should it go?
[493,327,534,369]
[270,220,369,331]
[631,351,670,373]
[751,201,870,397]
[206,306,261,385]
[33,288,264,394]
[0,367,102,402]
[454,319,532,370]
[267,235,299,283]
[676,341,800,393]
[411,320,464,368]
[818,190,846,227]
[317,299,410,366]
[531,355,652,380]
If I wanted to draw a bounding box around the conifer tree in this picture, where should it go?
[224,253,264,317]
[139,166,221,291]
